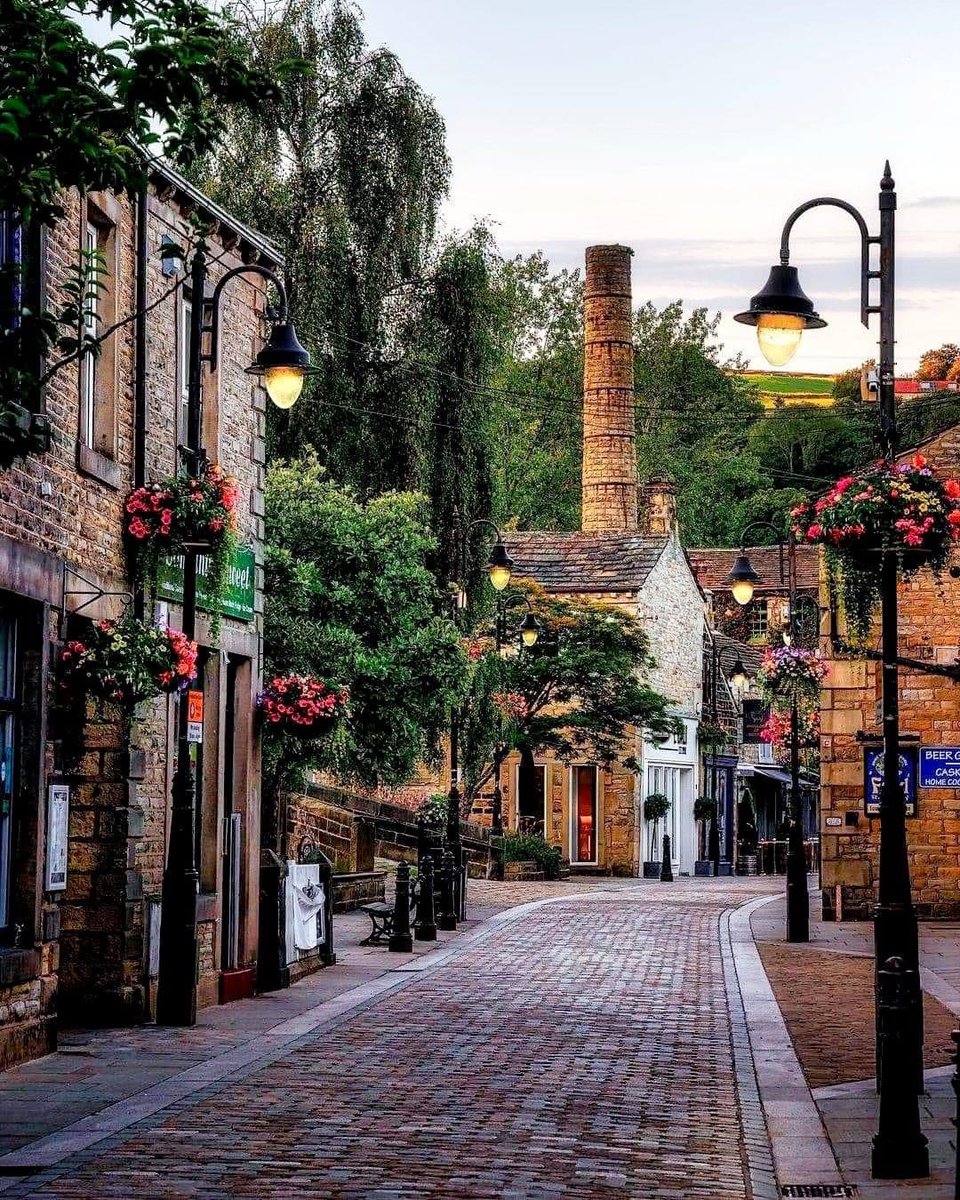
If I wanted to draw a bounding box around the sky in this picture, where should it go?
[358,0,960,374]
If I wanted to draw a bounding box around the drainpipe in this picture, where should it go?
[133,185,148,619]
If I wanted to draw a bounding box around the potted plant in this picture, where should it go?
[642,792,671,878]
[123,462,239,622]
[693,795,716,875]
[792,454,960,638]
[59,614,198,709]
[257,674,348,737]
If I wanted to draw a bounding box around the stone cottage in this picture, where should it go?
[0,162,273,1068]
[501,245,705,876]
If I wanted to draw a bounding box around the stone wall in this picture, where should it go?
[820,425,960,919]
[0,174,272,1067]
[635,537,705,717]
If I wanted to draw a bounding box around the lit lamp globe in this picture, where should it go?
[734,265,827,368]
[486,541,513,592]
[728,657,749,691]
[246,321,317,410]
[728,552,760,607]
[520,610,540,648]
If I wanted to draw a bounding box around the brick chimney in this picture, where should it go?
[642,476,678,537]
[581,244,638,533]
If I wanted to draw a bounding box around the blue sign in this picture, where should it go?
[864,746,917,817]
[919,747,960,789]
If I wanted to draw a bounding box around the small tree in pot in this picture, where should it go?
[643,792,671,878]
[693,795,716,875]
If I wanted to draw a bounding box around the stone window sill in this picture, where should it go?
[77,443,121,490]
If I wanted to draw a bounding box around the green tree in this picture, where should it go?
[0,0,278,422]
[263,456,466,792]
[460,584,680,804]
[489,252,584,531]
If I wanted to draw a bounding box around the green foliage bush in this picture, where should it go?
[643,792,671,822]
[502,832,562,880]
[693,795,716,823]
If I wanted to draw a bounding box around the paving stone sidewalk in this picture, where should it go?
[0,876,781,1199]
[750,892,960,1199]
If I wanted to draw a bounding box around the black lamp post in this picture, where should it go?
[727,524,807,942]
[736,164,929,1180]
[453,521,541,883]
[707,642,748,876]
[155,244,316,1026]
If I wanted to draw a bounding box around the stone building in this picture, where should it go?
[688,545,821,860]
[501,245,705,876]
[820,424,960,920]
[0,162,273,1068]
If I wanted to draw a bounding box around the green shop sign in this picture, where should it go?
[157,545,256,622]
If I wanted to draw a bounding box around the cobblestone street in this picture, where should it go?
[0,879,780,1199]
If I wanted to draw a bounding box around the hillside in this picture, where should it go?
[735,370,836,407]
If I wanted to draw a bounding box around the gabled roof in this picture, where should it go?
[504,531,669,594]
[687,544,820,593]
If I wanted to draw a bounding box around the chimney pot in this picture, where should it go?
[642,475,678,537]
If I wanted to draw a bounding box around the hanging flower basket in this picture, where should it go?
[756,646,827,708]
[792,455,960,638]
[59,615,198,708]
[760,707,820,754]
[257,674,348,738]
[123,463,239,616]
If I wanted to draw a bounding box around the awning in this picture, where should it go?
[751,765,792,785]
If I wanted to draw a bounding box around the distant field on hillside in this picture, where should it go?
[737,371,835,396]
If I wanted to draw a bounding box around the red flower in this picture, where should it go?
[948,510,960,526]
[912,454,928,469]
[946,480,960,498]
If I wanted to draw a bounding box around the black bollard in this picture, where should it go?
[388,860,414,953]
[415,854,437,942]
[871,956,929,1179]
[437,849,457,931]
[660,833,674,882]
[951,1026,959,1200]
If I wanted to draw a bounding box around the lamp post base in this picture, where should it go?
[871,1136,929,1181]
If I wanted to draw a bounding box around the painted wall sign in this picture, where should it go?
[45,785,69,891]
[157,545,256,622]
[863,745,918,817]
[919,747,960,788]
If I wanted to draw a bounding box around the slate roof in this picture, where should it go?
[711,630,765,676]
[687,544,820,593]
[503,532,669,594]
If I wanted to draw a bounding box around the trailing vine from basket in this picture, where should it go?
[60,614,198,709]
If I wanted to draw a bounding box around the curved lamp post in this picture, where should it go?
[155,245,316,1027]
[451,520,539,884]
[706,642,749,876]
[735,165,929,1181]
[727,522,808,944]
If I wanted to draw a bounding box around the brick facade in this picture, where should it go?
[820,424,960,919]
[0,169,273,1068]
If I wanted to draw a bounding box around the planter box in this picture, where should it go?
[694,860,713,877]
[503,860,544,883]
[642,861,661,879]
[717,862,734,877]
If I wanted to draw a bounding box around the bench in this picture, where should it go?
[359,885,419,946]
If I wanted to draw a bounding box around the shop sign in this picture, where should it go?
[157,545,255,622]
[45,785,69,891]
[919,747,960,788]
[187,690,204,744]
[863,745,918,817]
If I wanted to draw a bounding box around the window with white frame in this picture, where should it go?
[749,599,769,642]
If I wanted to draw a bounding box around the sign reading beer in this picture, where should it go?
[919,747,960,788]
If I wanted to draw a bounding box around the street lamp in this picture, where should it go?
[155,244,315,1027]
[707,642,749,876]
[736,164,929,1181]
[486,539,514,592]
[728,523,808,944]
